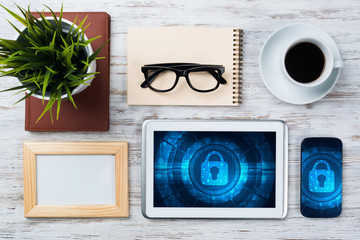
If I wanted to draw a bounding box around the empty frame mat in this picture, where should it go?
[23,142,128,218]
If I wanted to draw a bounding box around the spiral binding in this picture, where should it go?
[232,29,243,104]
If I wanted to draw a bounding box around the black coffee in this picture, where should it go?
[284,42,325,83]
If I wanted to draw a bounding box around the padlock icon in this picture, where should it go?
[201,151,229,186]
[309,160,335,193]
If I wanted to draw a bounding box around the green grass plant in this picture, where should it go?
[0,4,107,122]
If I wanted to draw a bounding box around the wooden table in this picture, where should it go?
[0,0,359,239]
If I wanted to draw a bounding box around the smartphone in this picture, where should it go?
[300,137,342,218]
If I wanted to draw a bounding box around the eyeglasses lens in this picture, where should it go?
[188,70,219,91]
[147,70,177,91]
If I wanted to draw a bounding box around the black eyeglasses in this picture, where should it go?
[140,63,227,92]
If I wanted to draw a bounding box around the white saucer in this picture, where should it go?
[259,23,342,104]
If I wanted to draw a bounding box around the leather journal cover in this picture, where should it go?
[25,12,110,131]
[127,27,243,105]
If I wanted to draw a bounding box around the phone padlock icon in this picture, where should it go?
[201,151,228,186]
[309,160,335,193]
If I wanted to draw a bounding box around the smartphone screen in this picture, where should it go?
[301,137,342,218]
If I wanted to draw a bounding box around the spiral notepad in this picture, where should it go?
[127,27,243,106]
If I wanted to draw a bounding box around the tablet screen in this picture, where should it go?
[153,131,276,208]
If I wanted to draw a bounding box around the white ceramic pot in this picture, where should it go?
[15,17,96,100]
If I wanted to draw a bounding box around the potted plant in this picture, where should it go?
[0,4,107,122]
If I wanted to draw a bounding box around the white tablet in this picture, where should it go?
[142,120,288,219]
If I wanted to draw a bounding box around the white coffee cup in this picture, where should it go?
[281,37,343,87]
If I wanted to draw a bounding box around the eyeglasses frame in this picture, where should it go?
[140,63,227,93]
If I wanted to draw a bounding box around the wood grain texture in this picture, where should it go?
[23,142,128,218]
[23,143,37,217]
[0,0,359,239]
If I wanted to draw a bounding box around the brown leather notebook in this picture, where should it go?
[25,12,110,131]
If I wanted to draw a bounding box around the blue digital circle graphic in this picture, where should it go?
[153,131,276,208]
[188,143,241,197]
[301,152,342,210]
